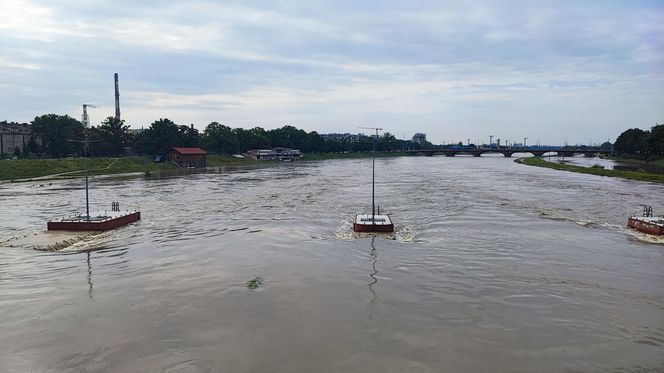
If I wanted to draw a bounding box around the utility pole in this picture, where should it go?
[68,138,100,221]
[359,126,383,221]
[523,137,528,148]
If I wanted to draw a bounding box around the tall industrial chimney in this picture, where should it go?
[114,73,121,120]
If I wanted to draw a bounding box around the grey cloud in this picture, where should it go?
[1,0,662,144]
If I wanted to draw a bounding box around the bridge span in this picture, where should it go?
[405,147,611,158]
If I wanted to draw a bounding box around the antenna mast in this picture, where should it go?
[67,138,100,221]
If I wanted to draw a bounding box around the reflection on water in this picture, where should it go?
[368,236,378,309]
[1,157,663,372]
[86,251,93,299]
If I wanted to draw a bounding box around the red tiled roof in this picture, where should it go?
[171,147,207,155]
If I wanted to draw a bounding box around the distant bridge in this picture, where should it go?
[405,147,611,158]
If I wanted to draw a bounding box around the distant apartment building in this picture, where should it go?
[412,133,427,144]
[0,121,31,155]
[322,133,363,142]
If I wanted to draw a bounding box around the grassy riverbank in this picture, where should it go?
[1,152,405,181]
[205,155,257,167]
[0,157,180,181]
[604,156,664,168]
[517,157,664,183]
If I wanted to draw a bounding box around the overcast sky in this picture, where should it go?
[1,0,662,145]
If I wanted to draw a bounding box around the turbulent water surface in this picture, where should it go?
[1,156,663,372]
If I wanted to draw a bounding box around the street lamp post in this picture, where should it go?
[68,138,99,222]
[358,127,382,221]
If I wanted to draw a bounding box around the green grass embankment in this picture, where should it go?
[0,157,179,181]
[205,155,259,167]
[517,157,664,184]
[604,157,664,168]
[1,152,406,182]
[0,155,261,181]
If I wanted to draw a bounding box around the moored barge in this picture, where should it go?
[628,205,664,236]
[351,126,396,233]
[627,216,664,236]
[48,210,141,231]
[353,214,394,233]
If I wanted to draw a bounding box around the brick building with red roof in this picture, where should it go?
[166,147,207,168]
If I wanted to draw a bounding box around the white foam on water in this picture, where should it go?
[57,231,115,252]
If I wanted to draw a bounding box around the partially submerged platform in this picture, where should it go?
[353,214,394,233]
[628,216,664,236]
[48,211,141,231]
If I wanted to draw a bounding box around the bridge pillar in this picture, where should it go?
[502,151,513,157]
[532,151,545,157]
[472,151,481,157]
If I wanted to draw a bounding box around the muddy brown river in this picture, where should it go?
[1,156,663,372]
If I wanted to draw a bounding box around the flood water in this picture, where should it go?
[1,156,663,372]
[548,155,664,174]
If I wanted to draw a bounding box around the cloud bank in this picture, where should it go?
[1,0,662,144]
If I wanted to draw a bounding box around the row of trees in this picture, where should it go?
[614,124,664,158]
[27,114,129,158]
[198,123,430,155]
[23,114,434,158]
[135,120,432,155]
[20,114,663,159]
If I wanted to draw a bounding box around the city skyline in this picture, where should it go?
[1,0,662,145]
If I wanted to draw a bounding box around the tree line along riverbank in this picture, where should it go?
[516,157,664,184]
[4,115,433,160]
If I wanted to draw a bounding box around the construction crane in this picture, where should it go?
[359,126,383,139]
[82,104,98,128]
